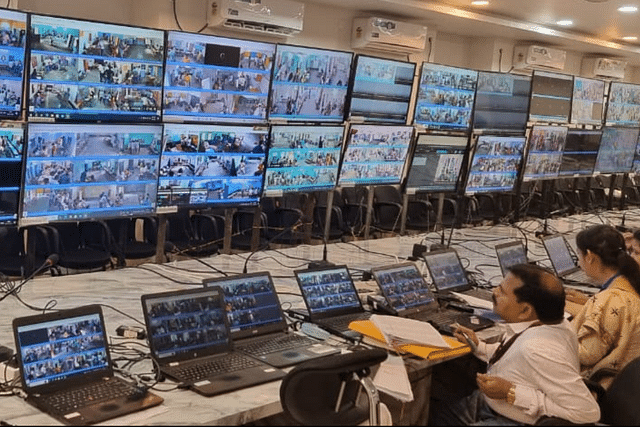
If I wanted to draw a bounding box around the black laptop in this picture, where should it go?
[12,304,164,426]
[541,234,599,286]
[140,286,286,397]
[495,240,528,277]
[423,248,494,301]
[202,272,340,368]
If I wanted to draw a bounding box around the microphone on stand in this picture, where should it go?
[616,212,629,232]
[307,230,335,270]
[0,254,59,303]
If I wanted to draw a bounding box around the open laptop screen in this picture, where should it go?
[372,263,436,312]
[495,241,528,277]
[543,235,577,276]
[423,250,470,292]
[295,266,362,316]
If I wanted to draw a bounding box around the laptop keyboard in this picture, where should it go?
[322,312,371,332]
[174,353,260,382]
[235,333,316,356]
[42,378,135,414]
[465,288,494,300]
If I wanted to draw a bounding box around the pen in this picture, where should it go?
[452,323,478,353]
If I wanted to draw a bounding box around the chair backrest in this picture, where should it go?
[600,355,640,425]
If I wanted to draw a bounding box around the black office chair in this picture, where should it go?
[105,217,159,265]
[587,355,640,425]
[279,348,390,426]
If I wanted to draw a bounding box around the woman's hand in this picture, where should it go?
[565,288,589,305]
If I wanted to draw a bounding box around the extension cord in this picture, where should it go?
[0,360,19,382]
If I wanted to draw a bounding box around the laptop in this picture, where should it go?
[495,240,528,277]
[370,262,494,333]
[12,304,164,426]
[293,265,371,336]
[541,234,599,286]
[140,286,286,397]
[202,272,340,368]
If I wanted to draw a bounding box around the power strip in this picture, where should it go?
[0,360,19,382]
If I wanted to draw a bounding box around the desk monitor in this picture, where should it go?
[0,9,26,120]
[571,76,605,125]
[163,31,275,124]
[522,125,568,181]
[464,134,526,195]
[347,54,416,124]
[557,129,602,177]
[0,126,24,225]
[528,70,573,124]
[414,62,477,131]
[606,81,640,127]
[269,44,353,123]
[473,71,531,132]
[337,124,413,187]
[157,124,267,212]
[263,125,344,196]
[404,133,469,193]
[631,132,640,175]
[594,126,639,174]
[27,14,164,123]
[20,123,162,226]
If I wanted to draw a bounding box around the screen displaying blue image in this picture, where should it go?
[465,135,526,194]
[0,9,26,120]
[27,14,164,123]
[606,82,640,127]
[0,126,24,225]
[522,125,567,181]
[473,72,531,131]
[20,123,162,226]
[269,44,353,122]
[594,126,640,174]
[163,31,275,124]
[558,129,602,177]
[264,125,344,196]
[157,124,267,211]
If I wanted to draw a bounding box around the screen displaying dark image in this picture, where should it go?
[264,125,344,196]
[594,126,640,174]
[0,9,26,120]
[558,129,602,177]
[27,14,164,123]
[269,44,353,122]
[528,70,573,124]
[338,125,412,186]
[473,72,531,131]
[0,126,24,225]
[157,124,267,212]
[20,123,162,226]
[522,125,567,181]
[163,31,275,124]
[571,76,604,125]
[347,55,416,124]
[414,63,477,131]
[404,133,468,193]
[465,135,526,194]
[606,82,640,127]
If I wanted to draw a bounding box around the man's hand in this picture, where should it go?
[453,324,479,347]
[476,373,513,400]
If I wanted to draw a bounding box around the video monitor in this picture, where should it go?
[414,63,477,131]
[269,44,353,122]
[528,70,573,124]
[157,124,267,212]
[571,76,604,125]
[464,135,526,195]
[558,129,602,177]
[473,72,531,132]
[404,133,469,193]
[27,14,164,123]
[263,125,344,196]
[594,126,640,174]
[163,31,275,124]
[0,126,24,225]
[606,81,640,127]
[20,123,162,226]
[0,9,26,120]
[522,125,568,181]
[347,55,416,124]
[337,125,413,186]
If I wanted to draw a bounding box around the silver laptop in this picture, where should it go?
[541,234,599,286]
[495,240,528,277]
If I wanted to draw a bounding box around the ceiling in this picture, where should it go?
[302,0,640,66]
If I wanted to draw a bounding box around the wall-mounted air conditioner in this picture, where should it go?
[512,45,566,72]
[207,0,304,37]
[581,57,627,80]
[351,17,427,54]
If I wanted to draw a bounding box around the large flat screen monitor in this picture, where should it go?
[558,129,602,177]
[571,76,604,125]
[528,70,573,124]
[338,124,413,186]
[606,81,640,127]
[157,124,267,212]
[27,14,164,123]
[269,44,353,122]
[263,125,344,197]
[414,63,477,131]
[522,125,567,181]
[404,133,469,193]
[473,72,531,132]
[347,55,416,124]
[20,123,162,226]
[163,31,275,124]
[631,133,640,175]
[0,126,24,225]
[594,126,640,174]
[0,9,26,120]
[464,134,526,194]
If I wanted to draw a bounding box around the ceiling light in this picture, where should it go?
[618,5,638,12]
[622,36,638,40]
[471,1,489,5]
[556,20,574,26]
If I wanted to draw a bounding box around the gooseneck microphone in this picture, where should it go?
[0,253,59,303]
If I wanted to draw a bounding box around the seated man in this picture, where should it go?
[431,264,600,425]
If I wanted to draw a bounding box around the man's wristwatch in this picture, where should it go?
[506,385,516,405]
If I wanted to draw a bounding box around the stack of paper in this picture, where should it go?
[370,314,451,349]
